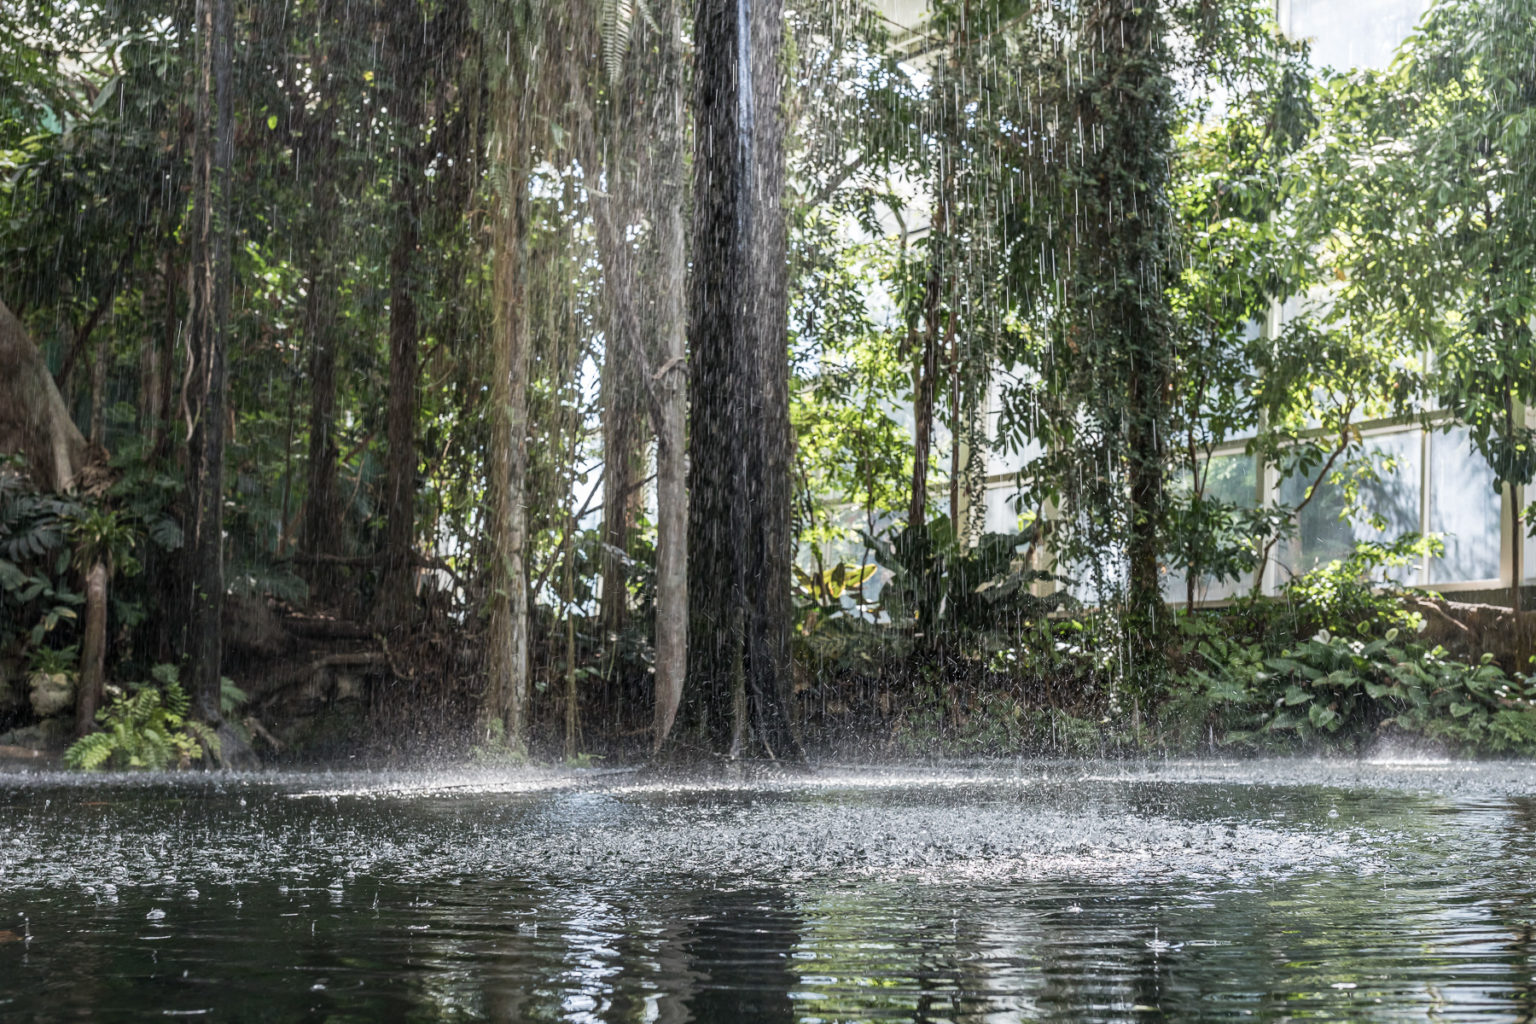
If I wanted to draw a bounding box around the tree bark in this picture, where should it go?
[138,255,172,456]
[908,162,948,531]
[184,0,234,729]
[377,50,426,631]
[74,560,109,738]
[1079,0,1175,689]
[483,88,532,750]
[594,167,644,647]
[298,267,342,604]
[297,13,347,609]
[650,0,689,752]
[680,0,801,760]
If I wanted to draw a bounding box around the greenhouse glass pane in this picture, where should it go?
[1276,431,1422,585]
[1525,513,1535,584]
[1288,0,1426,72]
[1164,455,1257,603]
[1428,427,1501,584]
[983,485,1023,535]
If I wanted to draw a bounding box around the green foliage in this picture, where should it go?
[0,471,83,648]
[1279,534,1440,635]
[1170,605,1536,755]
[862,518,1072,649]
[1220,628,1536,754]
[64,665,220,771]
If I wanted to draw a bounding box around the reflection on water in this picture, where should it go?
[2,761,1535,1022]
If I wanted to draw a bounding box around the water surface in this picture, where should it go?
[2,759,1534,1021]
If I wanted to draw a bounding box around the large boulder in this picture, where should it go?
[224,594,292,660]
[0,297,90,492]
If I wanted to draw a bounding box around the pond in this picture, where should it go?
[2,759,1535,1021]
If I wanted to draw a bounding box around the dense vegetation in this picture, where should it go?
[1,0,1533,766]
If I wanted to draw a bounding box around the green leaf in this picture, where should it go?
[1308,702,1341,731]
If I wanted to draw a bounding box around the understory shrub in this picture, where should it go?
[1177,625,1536,754]
[64,665,220,770]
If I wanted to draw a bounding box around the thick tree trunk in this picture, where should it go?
[0,298,90,492]
[594,175,644,647]
[1078,0,1175,690]
[299,270,342,604]
[184,0,234,730]
[378,167,422,630]
[75,560,109,738]
[681,0,800,760]
[377,19,428,631]
[650,0,689,752]
[483,95,531,750]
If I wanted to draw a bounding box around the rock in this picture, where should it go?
[333,672,364,702]
[0,717,70,750]
[224,594,292,659]
[28,672,74,718]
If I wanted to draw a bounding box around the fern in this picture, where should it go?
[599,0,653,84]
[63,666,222,771]
[601,0,634,84]
[63,732,116,770]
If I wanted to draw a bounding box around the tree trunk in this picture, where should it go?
[376,16,428,631]
[0,298,90,492]
[594,172,644,648]
[138,256,171,455]
[184,0,234,730]
[908,168,947,531]
[377,180,420,629]
[75,560,109,738]
[299,268,342,605]
[650,0,688,752]
[88,328,108,447]
[483,91,532,750]
[680,0,800,760]
[1080,0,1175,690]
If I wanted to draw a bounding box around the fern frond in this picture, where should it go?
[161,681,190,718]
[64,732,117,770]
[601,0,635,85]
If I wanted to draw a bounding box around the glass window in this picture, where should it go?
[1287,0,1427,72]
[1164,454,1258,603]
[1524,507,1535,584]
[982,409,1039,479]
[983,484,1023,536]
[1276,430,1422,585]
[1428,427,1501,584]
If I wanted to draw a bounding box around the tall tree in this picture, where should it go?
[680,0,800,759]
[1077,0,1177,686]
[296,0,348,607]
[184,0,234,730]
[376,1,432,629]
[481,4,536,749]
[648,0,689,752]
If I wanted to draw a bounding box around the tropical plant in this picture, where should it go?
[63,664,220,770]
[862,518,1072,651]
[1177,623,1536,754]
